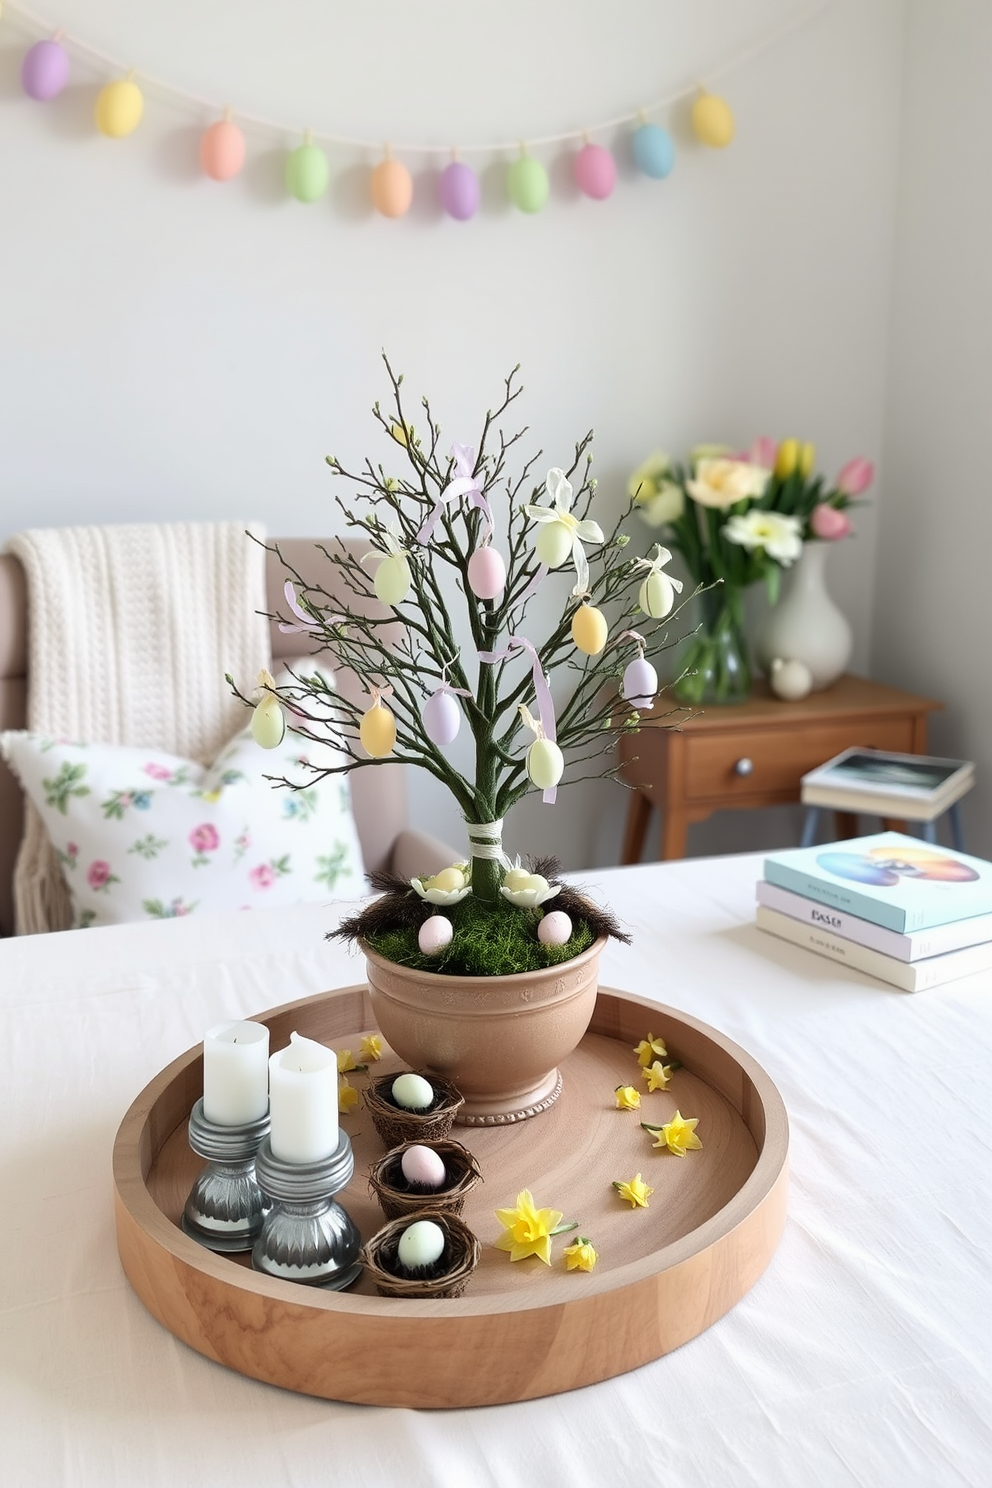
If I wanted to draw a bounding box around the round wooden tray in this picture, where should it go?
[113,984,789,1408]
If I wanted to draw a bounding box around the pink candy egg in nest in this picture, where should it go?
[467,546,506,599]
[538,910,573,946]
[400,1144,448,1191]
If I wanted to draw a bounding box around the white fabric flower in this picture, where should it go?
[723,509,803,565]
[524,468,605,594]
[687,458,770,510]
[410,862,473,906]
[499,869,562,909]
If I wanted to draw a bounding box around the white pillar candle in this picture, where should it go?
[268,1031,339,1164]
[202,1020,270,1126]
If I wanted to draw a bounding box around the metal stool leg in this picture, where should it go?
[800,807,820,848]
[920,819,937,844]
[948,801,965,853]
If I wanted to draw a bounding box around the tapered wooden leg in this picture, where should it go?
[621,792,652,865]
[660,809,689,861]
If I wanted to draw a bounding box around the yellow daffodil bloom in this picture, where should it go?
[615,1084,641,1111]
[633,1033,667,1067]
[359,1033,383,1063]
[563,1238,598,1272]
[337,1077,359,1114]
[494,1189,564,1265]
[337,1049,358,1073]
[613,1174,653,1209]
[643,1110,702,1156]
[643,1060,674,1092]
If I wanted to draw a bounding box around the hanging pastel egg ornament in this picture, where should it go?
[374,551,411,606]
[439,159,480,221]
[691,92,735,148]
[371,157,413,218]
[535,520,573,569]
[251,693,286,750]
[507,154,549,214]
[574,142,616,200]
[95,76,144,139]
[633,122,674,178]
[571,601,608,656]
[201,117,246,181]
[538,910,573,947]
[286,139,329,202]
[21,38,70,101]
[623,653,658,711]
[634,542,683,620]
[423,687,461,746]
[467,545,506,599]
[527,735,565,791]
[360,692,397,758]
[418,914,453,956]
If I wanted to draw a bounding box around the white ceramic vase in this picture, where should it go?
[756,541,852,691]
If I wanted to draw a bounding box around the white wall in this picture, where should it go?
[0,0,906,868]
[873,0,992,859]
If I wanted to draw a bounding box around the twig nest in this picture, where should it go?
[418,915,453,955]
[364,1071,464,1146]
[368,1138,483,1220]
[769,657,813,701]
[361,1210,482,1298]
[538,909,573,946]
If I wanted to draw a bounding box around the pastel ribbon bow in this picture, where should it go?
[418,443,494,545]
[278,580,346,634]
[478,635,558,803]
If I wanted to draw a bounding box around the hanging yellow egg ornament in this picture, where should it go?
[571,602,608,656]
[374,552,411,606]
[527,736,564,791]
[251,693,286,750]
[360,697,396,758]
[95,77,144,139]
[691,92,735,148]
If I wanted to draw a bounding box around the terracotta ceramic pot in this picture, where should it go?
[362,936,606,1127]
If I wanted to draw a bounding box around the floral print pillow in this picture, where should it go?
[1,677,366,928]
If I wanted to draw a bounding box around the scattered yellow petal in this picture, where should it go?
[494,1188,564,1264]
[337,1077,359,1114]
[633,1033,667,1067]
[644,1110,702,1156]
[359,1033,383,1062]
[642,1060,674,1092]
[615,1084,641,1110]
[337,1049,358,1073]
[613,1174,653,1209]
[563,1238,598,1272]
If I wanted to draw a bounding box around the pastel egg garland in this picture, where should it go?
[286,141,330,203]
[201,118,246,181]
[574,142,616,200]
[633,122,675,179]
[692,92,736,148]
[439,160,480,221]
[21,39,70,101]
[507,155,549,215]
[95,77,144,139]
[372,158,413,218]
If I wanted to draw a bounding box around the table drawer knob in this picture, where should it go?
[734,757,754,777]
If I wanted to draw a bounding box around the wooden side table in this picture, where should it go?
[618,674,943,863]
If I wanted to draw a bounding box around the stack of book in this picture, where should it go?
[800,747,975,823]
[757,831,992,991]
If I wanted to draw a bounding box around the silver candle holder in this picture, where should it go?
[252,1130,363,1289]
[182,1098,272,1253]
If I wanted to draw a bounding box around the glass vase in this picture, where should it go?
[674,587,751,706]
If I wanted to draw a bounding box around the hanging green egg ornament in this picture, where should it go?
[286,142,330,202]
[571,602,608,656]
[527,737,564,791]
[360,700,396,758]
[374,552,411,606]
[508,156,549,214]
[251,694,286,750]
[638,569,678,620]
[535,520,573,568]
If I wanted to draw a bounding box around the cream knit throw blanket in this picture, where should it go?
[8,521,269,934]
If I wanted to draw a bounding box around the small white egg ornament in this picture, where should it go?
[400,1144,447,1190]
[538,910,573,946]
[251,694,286,749]
[467,546,506,599]
[397,1218,446,1273]
[526,736,565,790]
[423,688,461,746]
[392,1072,435,1110]
[418,915,453,956]
[769,657,813,702]
[622,656,658,711]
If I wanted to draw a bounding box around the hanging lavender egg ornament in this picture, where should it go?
[439,160,480,221]
[423,689,461,746]
[21,39,70,101]
[622,656,658,711]
[467,546,506,599]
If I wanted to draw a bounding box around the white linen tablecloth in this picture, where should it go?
[1,855,989,1488]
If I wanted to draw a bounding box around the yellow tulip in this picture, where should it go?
[775,439,799,479]
[799,442,816,478]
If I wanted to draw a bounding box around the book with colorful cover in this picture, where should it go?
[800,748,974,821]
[755,904,992,992]
[762,832,992,933]
[755,879,992,961]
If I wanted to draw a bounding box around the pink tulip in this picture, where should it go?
[835,457,874,496]
[810,503,852,540]
[749,436,778,470]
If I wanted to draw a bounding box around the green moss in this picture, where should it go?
[366,894,594,978]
